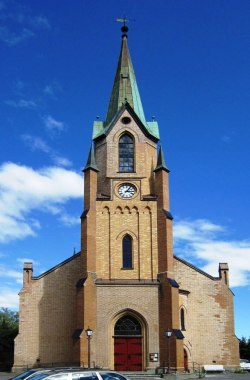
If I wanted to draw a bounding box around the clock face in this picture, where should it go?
[118,183,136,198]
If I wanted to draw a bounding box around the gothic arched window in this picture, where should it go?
[122,234,133,269]
[119,133,134,172]
[180,308,186,331]
[114,315,141,336]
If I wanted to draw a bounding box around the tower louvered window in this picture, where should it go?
[119,134,134,172]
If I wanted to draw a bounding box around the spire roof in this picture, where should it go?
[92,26,159,141]
[83,144,99,172]
[154,145,170,173]
[105,30,146,126]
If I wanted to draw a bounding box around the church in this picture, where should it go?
[14,25,239,372]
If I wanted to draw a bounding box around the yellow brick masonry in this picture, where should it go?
[95,284,159,370]
[174,257,239,368]
[96,201,158,280]
[14,255,82,370]
[95,109,157,198]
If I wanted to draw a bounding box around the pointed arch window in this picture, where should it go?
[180,308,186,331]
[119,133,134,172]
[114,315,141,336]
[122,234,133,269]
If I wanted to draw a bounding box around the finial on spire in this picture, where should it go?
[116,16,129,37]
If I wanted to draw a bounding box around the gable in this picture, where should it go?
[92,103,159,142]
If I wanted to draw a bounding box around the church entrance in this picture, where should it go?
[114,315,143,371]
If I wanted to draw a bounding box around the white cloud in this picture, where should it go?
[59,213,80,226]
[44,115,65,134]
[0,26,34,45]
[53,156,72,167]
[22,135,50,153]
[0,162,83,243]
[0,1,50,46]
[173,219,250,288]
[21,135,72,167]
[43,83,62,99]
[0,287,19,309]
[0,264,22,284]
[17,257,39,266]
[5,98,37,109]
[0,213,37,242]
[29,15,50,30]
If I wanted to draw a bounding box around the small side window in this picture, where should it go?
[122,234,133,269]
[180,308,185,331]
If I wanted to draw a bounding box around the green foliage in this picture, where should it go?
[240,336,250,359]
[0,307,19,370]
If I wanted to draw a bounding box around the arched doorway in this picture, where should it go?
[114,315,142,371]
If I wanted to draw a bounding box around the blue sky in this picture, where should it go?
[0,0,250,339]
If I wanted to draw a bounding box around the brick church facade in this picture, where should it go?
[14,26,239,372]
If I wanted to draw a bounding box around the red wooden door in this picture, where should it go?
[114,337,142,371]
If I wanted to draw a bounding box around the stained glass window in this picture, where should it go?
[114,315,141,336]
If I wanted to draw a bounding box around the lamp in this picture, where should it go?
[85,327,93,368]
[165,328,172,373]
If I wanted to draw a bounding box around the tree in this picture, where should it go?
[0,308,19,370]
[239,336,250,359]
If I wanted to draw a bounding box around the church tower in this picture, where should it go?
[78,23,184,371]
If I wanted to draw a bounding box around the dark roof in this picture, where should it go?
[154,145,170,173]
[173,329,184,339]
[83,144,99,172]
[168,278,179,288]
[76,277,87,288]
[163,209,174,220]
[80,209,89,219]
[72,328,83,339]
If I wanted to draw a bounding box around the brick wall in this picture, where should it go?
[174,257,239,368]
[95,284,159,370]
[14,255,82,370]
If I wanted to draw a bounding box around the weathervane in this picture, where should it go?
[116,16,130,37]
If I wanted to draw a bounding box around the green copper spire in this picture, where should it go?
[105,26,146,126]
[92,25,159,141]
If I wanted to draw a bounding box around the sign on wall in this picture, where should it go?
[149,353,158,362]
